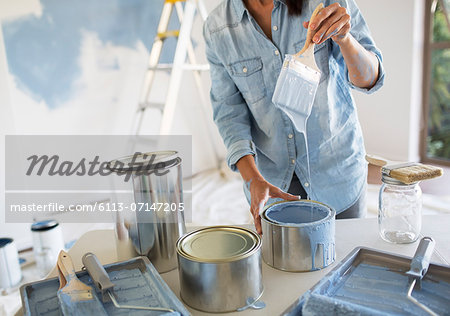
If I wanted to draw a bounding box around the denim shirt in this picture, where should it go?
[203,0,385,213]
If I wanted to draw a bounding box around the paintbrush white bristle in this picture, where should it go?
[389,163,443,184]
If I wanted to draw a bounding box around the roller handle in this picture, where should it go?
[296,3,324,56]
[407,237,435,280]
[82,252,115,293]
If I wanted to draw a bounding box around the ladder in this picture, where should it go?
[133,0,210,135]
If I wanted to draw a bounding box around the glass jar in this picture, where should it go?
[378,174,422,243]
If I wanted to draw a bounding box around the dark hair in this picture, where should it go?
[286,0,304,16]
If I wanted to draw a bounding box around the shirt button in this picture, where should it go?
[304,182,310,187]
[274,50,279,56]
[291,159,295,164]
[288,134,293,139]
[273,25,278,31]
[242,67,248,73]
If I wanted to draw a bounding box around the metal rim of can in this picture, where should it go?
[107,150,181,172]
[176,226,261,263]
[31,220,59,232]
[261,199,335,228]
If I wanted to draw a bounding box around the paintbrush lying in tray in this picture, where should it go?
[56,250,107,316]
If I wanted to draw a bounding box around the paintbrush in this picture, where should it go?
[272,3,324,132]
[56,250,107,316]
[366,154,443,184]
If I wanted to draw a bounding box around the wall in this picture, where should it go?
[0,0,425,245]
[354,0,424,162]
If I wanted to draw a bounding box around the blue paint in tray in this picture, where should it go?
[20,257,188,316]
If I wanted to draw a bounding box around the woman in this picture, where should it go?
[204,0,384,234]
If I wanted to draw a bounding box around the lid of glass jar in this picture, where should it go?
[381,173,418,185]
[31,220,59,232]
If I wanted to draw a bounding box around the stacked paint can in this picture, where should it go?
[108,151,186,273]
[176,226,263,312]
[31,220,65,277]
[261,200,336,272]
[0,238,22,289]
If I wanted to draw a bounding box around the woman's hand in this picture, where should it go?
[303,2,379,89]
[249,177,299,234]
[302,2,351,45]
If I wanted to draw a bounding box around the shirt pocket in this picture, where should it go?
[227,57,266,104]
[293,41,330,83]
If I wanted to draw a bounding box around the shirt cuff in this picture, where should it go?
[226,139,256,172]
[347,53,385,94]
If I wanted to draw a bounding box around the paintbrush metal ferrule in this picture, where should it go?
[382,162,416,172]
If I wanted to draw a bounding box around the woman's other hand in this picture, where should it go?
[302,3,350,45]
[249,177,299,234]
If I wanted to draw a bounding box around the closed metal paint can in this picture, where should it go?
[31,220,65,277]
[262,200,335,272]
[176,226,263,313]
[0,238,22,289]
[108,151,186,273]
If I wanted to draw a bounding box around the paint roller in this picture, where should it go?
[302,237,439,315]
[81,252,179,315]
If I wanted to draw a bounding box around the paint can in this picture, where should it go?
[262,200,335,272]
[0,238,22,289]
[108,151,186,273]
[31,220,65,277]
[176,226,263,313]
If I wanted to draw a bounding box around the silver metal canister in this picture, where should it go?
[31,220,65,277]
[0,238,22,289]
[177,226,263,313]
[262,200,335,272]
[108,151,186,273]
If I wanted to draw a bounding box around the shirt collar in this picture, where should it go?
[231,0,286,22]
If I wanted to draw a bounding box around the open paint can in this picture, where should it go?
[262,200,335,272]
[176,226,263,313]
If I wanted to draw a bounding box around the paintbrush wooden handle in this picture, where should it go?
[296,3,324,56]
[365,154,404,167]
[57,262,67,290]
[365,154,389,167]
[57,250,93,293]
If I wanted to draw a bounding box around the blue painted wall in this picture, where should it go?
[2,0,179,109]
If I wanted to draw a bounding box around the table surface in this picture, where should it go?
[50,215,450,315]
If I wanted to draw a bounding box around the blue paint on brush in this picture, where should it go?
[265,201,335,270]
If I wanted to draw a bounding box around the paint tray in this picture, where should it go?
[20,256,190,316]
[282,247,450,316]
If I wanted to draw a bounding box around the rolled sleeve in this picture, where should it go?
[347,52,385,94]
[204,20,254,172]
[334,0,385,94]
[227,139,256,172]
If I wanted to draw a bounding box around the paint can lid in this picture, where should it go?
[177,226,261,263]
[31,220,59,232]
[0,238,13,248]
[107,151,181,172]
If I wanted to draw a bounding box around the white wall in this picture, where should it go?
[0,0,426,245]
[355,0,424,162]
